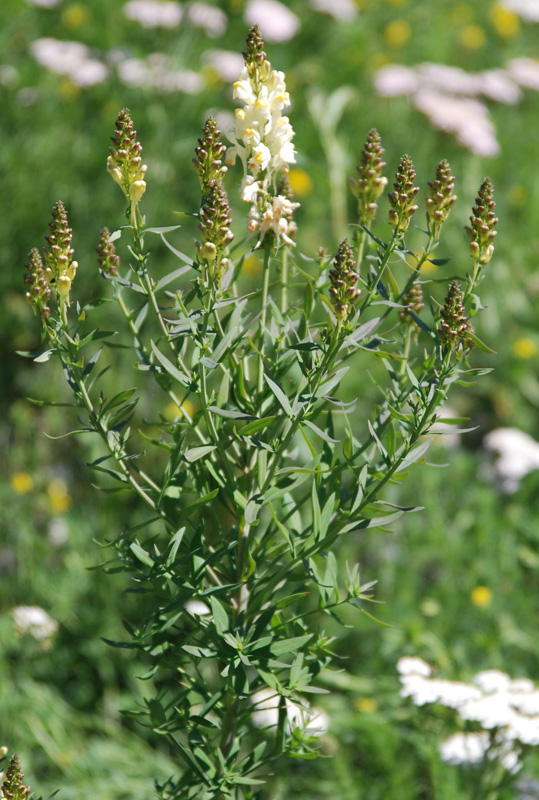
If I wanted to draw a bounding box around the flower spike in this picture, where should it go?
[466,177,498,267]
[388,154,420,235]
[351,128,388,226]
[107,109,148,225]
[24,248,51,319]
[42,200,78,306]
[426,159,457,241]
[97,228,120,276]
[329,238,361,322]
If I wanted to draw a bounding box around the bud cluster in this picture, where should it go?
[399,281,424,332]
[329,238,361,322]
[426,159,457,241]
[388,155,420,235]
[438,280,474,352]
[193,117,227,194]
[97,228,120,276]
[24,248,51,319]
[350,128,387,225]
[43,200,78,305]
[1,753,31,800]
[107,109,148,219]
[196,179,234,287]
[242,23,270,86]
[465,177,498,266]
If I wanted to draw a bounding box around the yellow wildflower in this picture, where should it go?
[471,586,492,608]
[513,338,537,359]
[10,472,33,494]
[490,4,520,37]
[288,168,313,196]
[459,25,486,50]
[355,697,378,713]
[383,19,412,47]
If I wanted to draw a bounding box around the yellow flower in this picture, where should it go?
[61,3,91,29]
[163,399,196,421]
[10,472,33,494]
[408,251,436,274]
[490,4,520,37]
[459,25,486,50]
[47,479,72,513]
[288,168,313,197]
[513,337,537,359]
[242,253,262,276]
[383,19,412,48]
[471,585,492,608]
[355,697,378,713]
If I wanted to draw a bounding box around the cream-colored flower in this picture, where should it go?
[229,27,298,243]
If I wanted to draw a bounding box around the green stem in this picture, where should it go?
[359,228,400,311]
[56,307,171,524]
[280,246,289,316]
[257,244,272,398]
[260,325,341,495]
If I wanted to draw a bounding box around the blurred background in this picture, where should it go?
[2,0,539,797]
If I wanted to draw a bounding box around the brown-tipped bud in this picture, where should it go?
[193,117,228,192]
[351,128,388,225]
[438,280,473,352]
[1,753,31,800]
[399,281,424,332]
[97,228,120,276]
[24,248,51,319]
[328,238,361,321]
[388,154,420,235]
[42,201,77,306]
[197,180,234,286]
[107,108,147,209]
[426,159,457,240]
[465,177,498,266]
[243,24,269,81]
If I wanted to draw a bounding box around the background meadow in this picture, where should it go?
[2,0,539,797]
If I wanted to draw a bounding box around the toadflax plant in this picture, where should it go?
[21,25,497,800]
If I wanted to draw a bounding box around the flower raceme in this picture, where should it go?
[107,108,148,225]
[226,25,299,245]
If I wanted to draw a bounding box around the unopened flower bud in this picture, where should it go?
[388,155,420,235]
[328,239,361,322]
[42,201,77,306]
[399,281,424,333]
[426,159,456,240]
[351,128,388,225]
[24,248,51,319]
[108,108,148,219]
[465,177,497,267]
[438,280,473,353]
[96,228,120,276]
[193,117,228,192]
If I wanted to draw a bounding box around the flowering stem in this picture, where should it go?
[360,228,400,311]
[280,245,289,316]
[52,313,170,524]
[257,244,272,398]
[260,325,341,495]
[399,325,414,377]
[356,227,366,272]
